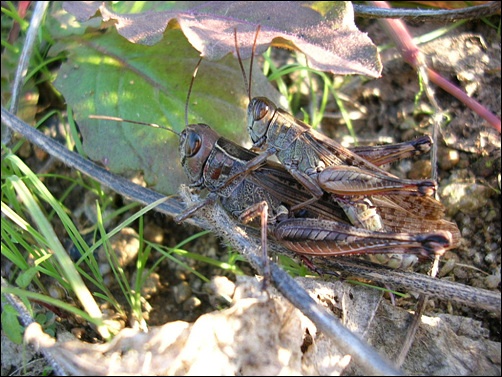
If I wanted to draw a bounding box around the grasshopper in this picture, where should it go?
[226,27,459,259]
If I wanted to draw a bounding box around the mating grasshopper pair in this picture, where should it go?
[176,123,457,263]
[174,28,460,272]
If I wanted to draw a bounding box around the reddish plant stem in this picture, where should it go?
[427,68,501,132]
[368,1,501,132]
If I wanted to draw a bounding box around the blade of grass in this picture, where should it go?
[8,175,110,339]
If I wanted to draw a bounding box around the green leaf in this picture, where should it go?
[15,267,39,289]
[53,28,282,195]
[1,305,24,344]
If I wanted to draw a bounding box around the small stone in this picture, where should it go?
[173,281,192,304]
[441,182,493,216]
[143,223,164,243]
[438,148,460,171]
[439,258,456,278]
[484,274,500,290]
[408,160,432,180]
[485,251,499,265]
[130,271,162,299]
[182,296,202,311]
[453,266,468,280]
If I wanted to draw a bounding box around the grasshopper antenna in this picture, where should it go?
[235,25,261,102]
[93,54,204,134]
[185,56,204,127]
[248,25,261,101]
[89,115,180,136]
[234,28,249,101]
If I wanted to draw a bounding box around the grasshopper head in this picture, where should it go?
[247,97,277,149]
[180,123,219,187]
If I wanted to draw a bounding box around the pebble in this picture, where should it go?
[408,160,431,180]
[143,223,164,244]
[173,281,192,304]
[439,258,456,278]
[453,266,468,280]
[204,276,236,307]
[484,274,500,290]
[48,284,67,300]
[130,271,162,299]
[97,227,140,268]
[441,182,493,216]
[438,148,460,171]
[182,296,202,311]
[485,251,499,265]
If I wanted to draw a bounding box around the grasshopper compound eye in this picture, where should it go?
[184,131,202,157]
[251,98,269,121]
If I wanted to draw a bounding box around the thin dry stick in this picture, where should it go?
[3,1,49,145]
[354,2,501,22]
